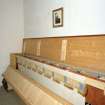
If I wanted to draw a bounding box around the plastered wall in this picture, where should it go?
[0,0,24,86]
[24,0,105,37]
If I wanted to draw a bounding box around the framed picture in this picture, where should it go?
[52,7,63,27]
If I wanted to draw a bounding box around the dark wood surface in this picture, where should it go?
[86,85,105,105]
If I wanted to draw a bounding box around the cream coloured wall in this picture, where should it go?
[0,0,24,86]
[24,0,105,38]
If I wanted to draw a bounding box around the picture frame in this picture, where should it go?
[52,7,63,28]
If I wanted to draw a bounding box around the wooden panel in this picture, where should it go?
[40,38,62,61]
[23,35,105,72]
[23,39,38,56]
[65,36,105,72]
[23,39,31,55]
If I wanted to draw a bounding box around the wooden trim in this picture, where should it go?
[23,34,105,40]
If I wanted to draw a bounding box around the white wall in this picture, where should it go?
[0,0,24,85]
[24,0,105,38]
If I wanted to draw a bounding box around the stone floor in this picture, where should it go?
[0,86,25,105]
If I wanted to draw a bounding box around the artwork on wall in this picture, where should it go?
[52,7,63,28]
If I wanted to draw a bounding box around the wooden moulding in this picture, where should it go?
[4,66,72,105]
[23,35,105,73]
